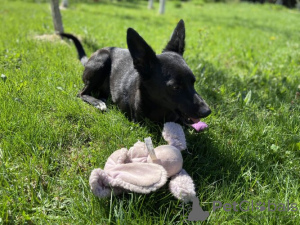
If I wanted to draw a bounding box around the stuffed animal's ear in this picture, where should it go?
[127,28,157,78]
[162,122,186,151]
[163,19,185,55]
[107,163,168,194]
[89,169,113,198]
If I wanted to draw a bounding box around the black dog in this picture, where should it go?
[60,20,211,128]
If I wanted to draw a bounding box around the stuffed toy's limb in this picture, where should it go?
[169,169,196,202]
[162,122,187,151]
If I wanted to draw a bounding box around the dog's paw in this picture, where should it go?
[95,102,107,111]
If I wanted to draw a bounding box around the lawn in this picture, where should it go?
[1,0,300,224]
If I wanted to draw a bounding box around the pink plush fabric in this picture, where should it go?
[128,141,149,163]
[147,145,183,177]
[89,145,168,198]
[106,163,167,192]
[89,168,124,198]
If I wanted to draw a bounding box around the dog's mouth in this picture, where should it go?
[176,111,208,132]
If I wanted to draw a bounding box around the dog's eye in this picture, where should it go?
[172,85,181,91]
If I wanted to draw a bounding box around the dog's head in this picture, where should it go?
[127,20,211,125]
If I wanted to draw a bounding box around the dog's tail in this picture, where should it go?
[60,33,88,66]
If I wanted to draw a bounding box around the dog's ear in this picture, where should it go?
[127,28,157,77]
[163,19,185,55]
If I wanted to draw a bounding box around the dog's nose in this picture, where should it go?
[193,93,211,118]
[198,101,211,118]
[200,107,211,118]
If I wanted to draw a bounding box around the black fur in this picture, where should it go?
[60,20,211,125]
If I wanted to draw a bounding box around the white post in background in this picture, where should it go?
[61,0,68,8]
[50,0,64,33]
[159,0,166,14]
[148,0,154,9]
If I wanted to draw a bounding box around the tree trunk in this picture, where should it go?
[50,0,64,33]
[159,0,166,14]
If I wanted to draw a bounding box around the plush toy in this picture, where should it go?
[89,122,202,202]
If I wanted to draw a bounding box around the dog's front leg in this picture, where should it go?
[79,94,107,111]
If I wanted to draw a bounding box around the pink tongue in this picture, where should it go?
[190,118,208,132]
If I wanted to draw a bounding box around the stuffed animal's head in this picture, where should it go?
[143,122,187,177]
[147,145,183,177]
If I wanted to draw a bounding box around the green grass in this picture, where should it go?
[1,0,300,224]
